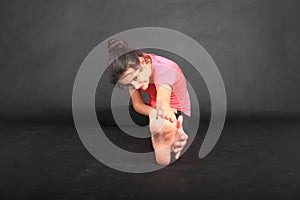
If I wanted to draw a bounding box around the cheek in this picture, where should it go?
[140,71,150,81]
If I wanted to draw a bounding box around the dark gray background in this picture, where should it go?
[0,0,299,122]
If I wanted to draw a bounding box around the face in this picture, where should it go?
[118,61,152,90]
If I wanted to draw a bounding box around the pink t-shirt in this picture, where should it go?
[141,53,191,116]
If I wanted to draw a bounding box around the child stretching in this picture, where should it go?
[108,39,190,165]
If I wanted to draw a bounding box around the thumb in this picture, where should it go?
[176,115,183,129]
[172,108,177,114]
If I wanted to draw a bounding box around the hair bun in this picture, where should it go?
[107,38,128,57]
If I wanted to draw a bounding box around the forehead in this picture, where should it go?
[118,67,137,84]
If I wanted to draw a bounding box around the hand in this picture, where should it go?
[156,105,177,123]
[172,115,188,159]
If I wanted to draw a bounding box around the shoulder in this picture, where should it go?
[144,53,178,67]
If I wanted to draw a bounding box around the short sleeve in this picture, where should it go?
[153,64,178,89]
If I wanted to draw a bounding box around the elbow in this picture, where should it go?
[132,102,142,113]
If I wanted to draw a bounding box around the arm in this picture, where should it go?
[129,89,154,116]
[156,84,177,122]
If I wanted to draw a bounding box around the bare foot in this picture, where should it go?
[149,109,177,165]
[172,115,188,159]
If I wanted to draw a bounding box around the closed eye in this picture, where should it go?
[125,83,135,90]
[131,76,138,81]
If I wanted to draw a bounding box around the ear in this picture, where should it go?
[138,57,145,65]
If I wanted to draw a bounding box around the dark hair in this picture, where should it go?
[107,38,144,86]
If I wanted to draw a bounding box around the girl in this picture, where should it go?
[108,38,190,165]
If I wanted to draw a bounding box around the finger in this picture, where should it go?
[166,113,176,123]
[166,116,173,123]
[157,109,164,118]
[162,112,167,119]
[163,113,171,121]
[171,115,176,123]
[172,108,177,114]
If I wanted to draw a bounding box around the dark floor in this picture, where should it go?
[0,120,299,200]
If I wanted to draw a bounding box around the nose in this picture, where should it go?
[131,81,141,89]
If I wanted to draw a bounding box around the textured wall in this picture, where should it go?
[0,0,299,121]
